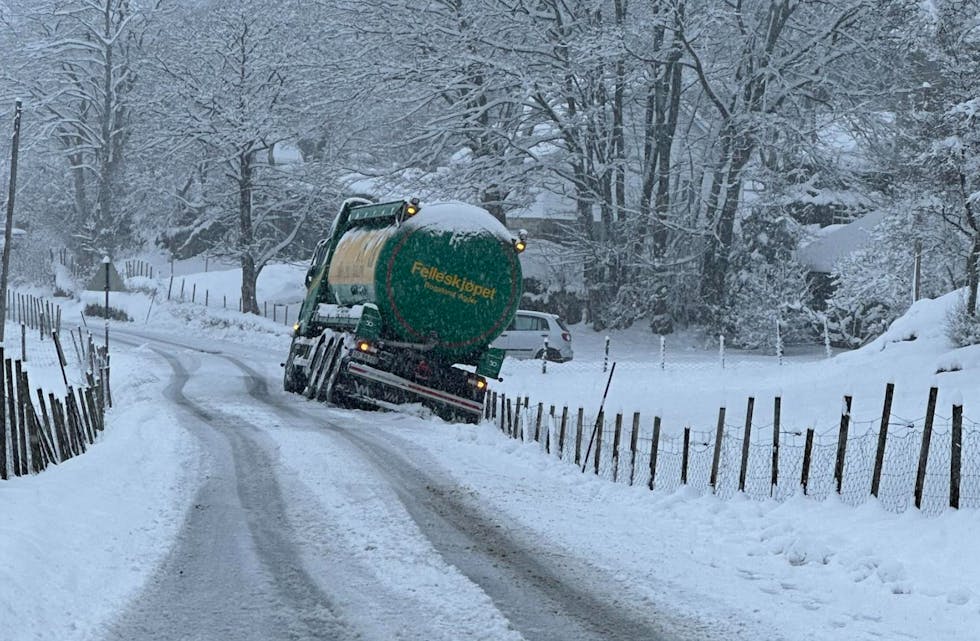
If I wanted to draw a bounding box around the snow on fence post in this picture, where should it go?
[659,335,666,370]
[871,382,895,498]
[914,387,939,510]
[739,397,754,492]
[719,334,726,369]
[541,336,548,374]
[775,318,783,366]
[823,316,832,359]
[603,336,610,373]
[834,395,853,495]
[710,406,726,492]
[648,416,661,490]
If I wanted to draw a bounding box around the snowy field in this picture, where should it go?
[1,261,978,640]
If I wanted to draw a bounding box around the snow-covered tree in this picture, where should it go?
[5,0,160,267]
[149,0,337,314]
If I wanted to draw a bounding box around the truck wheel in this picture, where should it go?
[316,338,344,404]
[283,340,307,393]
[303,335,328,399]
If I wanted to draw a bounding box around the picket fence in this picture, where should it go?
[485,383,978,517]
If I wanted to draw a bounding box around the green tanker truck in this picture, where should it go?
[283,197,525,422]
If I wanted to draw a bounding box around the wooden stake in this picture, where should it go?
[710,406,726,492]
[771,396,781,495]
[871,382,894,498]
[681,427,691,484]
[611,413,623,483]
[914,387,938,510]
[951,402,963,510]
[648,416,661,490]
[739,397,755,492]
[801,428,815,495]
[628,412,640,486]
[558,406,568,460]
[574,408,584,465]
[834,395,853,494]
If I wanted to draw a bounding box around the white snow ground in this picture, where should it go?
[1,264,978,641]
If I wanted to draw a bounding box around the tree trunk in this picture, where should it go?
[967,230,979,316]
[700,127,753,318]
[239,150,260,314]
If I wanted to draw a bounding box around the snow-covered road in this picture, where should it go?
[100,328,734,641]
[6,316,976,641]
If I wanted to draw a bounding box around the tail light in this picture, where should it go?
[466,374,487,391]
[356,340,377,354]
[561,332,571,342]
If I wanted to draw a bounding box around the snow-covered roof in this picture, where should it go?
[795,210,885,273]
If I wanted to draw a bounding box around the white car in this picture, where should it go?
[492,310,573,362]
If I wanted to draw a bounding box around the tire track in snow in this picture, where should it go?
[220,354,681,641]
[101,347,355,641]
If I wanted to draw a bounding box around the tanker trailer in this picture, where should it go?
[283,197,525,423]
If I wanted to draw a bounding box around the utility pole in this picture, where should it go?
[103,255,110,352]
[0,100,23,343]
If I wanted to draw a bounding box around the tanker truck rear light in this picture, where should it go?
[513,228,528,253]
[405,198,421,216]
[467,374,487,391]
[356,339,377,354]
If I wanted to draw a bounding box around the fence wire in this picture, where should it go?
[492,391,978,517]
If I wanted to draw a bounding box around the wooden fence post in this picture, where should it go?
[7,359,22,475]
[681,427,691,484]
[648,416,661,490]
[546,405,554,453]
[593,410,604,476]
[534,402,543,443]
[871,382,894,498]
[951,401,963,510]
[801,428,815,495]
[628,412,640,486]
[611,413,623,483]
[710,406,726,492]
[834,395,853,495]
[771,396,781,495]
[739,397,754,492]
[14,361,27,475]
[558,406,569,460]
[506,397,513,437]
[914,386,938,510]
[575,408,584,465]
[0,348,5,480]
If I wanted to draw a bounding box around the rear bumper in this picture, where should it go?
[346,362,484,417]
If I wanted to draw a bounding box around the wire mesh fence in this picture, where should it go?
[486,384,976,517]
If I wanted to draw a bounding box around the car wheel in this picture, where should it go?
[534,347,563,362]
